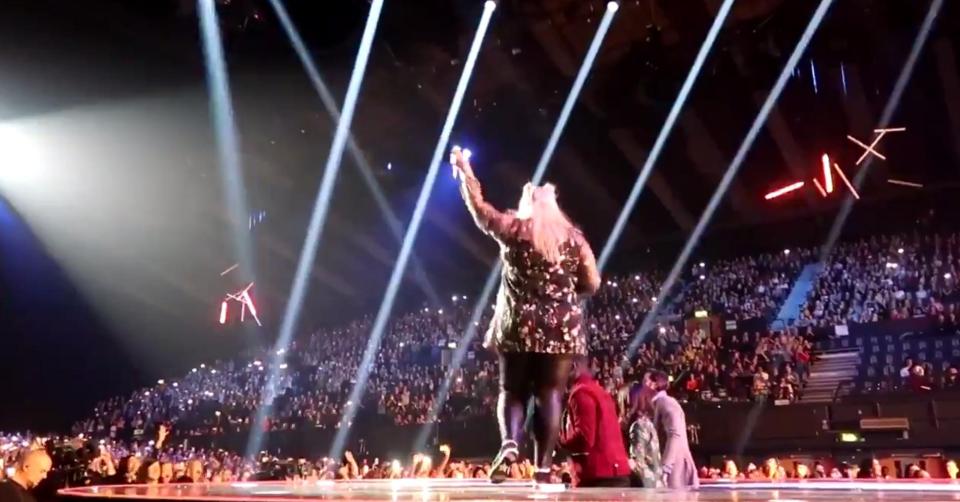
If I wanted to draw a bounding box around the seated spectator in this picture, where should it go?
[900,357,914,384]
[909,364,932,392]
[943,365,959,389]
[721,459,742,480]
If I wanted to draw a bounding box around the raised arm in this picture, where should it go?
[451,147,513,240]
[437,444,451,475]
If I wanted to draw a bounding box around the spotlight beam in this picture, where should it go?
[267,0,440,305]
[197,0,256,282]
[821,0,943,261]
[530,2,619,183]
[622,0,834,367]
[412,260,500,452]
[244,0,385,458]
[329,1,497,460]
[414,1,622,453]
[596,0,734,272]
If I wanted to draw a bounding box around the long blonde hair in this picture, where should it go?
[515,182,575,263]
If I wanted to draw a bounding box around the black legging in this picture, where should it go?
[498,352,573,470]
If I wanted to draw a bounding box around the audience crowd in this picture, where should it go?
[71,233,960,441]
[5,233,960,495]
[2,430,958,496]
[683,248,813,321]
[801,233,960,327]
[71,291,814,441]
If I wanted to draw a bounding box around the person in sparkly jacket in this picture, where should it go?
[450,147,601,483]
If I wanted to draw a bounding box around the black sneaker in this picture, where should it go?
[489,441,519,484]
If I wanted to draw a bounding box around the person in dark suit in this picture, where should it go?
[558,357,631,488]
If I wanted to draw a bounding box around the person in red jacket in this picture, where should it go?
[559,357,631,487]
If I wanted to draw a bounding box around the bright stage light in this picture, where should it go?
[266,0,439,305]
[331,1,496,461]
[484,0,496,9]
[198,0,256,284]
[530,0,618,184]
[607,2,619,12]
[597,0,733,271]
[248,0,386,461]
[0,125,45,185]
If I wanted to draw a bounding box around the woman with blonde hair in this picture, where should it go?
[451,147,601,484]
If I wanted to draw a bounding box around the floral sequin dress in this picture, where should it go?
[459,174,600,355]
[629,415,663,488]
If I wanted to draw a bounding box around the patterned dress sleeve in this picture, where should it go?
[630,418,663,488]
[644,418,663,486]
[459,174,514,241]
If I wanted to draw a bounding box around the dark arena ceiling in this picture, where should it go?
[1,0,959,350]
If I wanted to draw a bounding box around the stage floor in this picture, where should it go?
[59,478,960,502]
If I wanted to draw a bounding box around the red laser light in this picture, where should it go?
[764,181,805,200]
[847,127,903,165]
[833,163,859,200]
[812,178,827,197]
[822,154,834,193]
[887,178,923,188]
